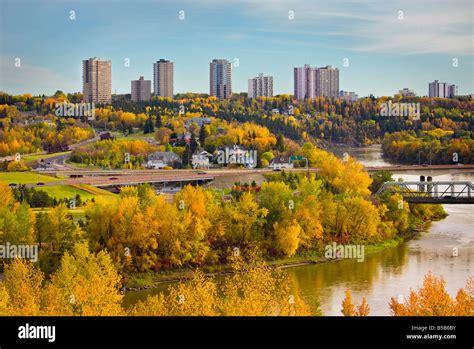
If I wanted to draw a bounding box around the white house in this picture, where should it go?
[146,151,181,169]
[192,151,212,169]
[146,159,166,169]
[268,156,294,170]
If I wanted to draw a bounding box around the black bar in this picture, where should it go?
[0,316,472,348]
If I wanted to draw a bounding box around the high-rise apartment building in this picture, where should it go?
[315,65,339,97]
[448,84,458,98]
[153,59,174,98]
[210,59,232,99]
[82,58,112,104]
[248,73,273,98]
[429,80,457,98]
[294,65,314,100]
[131,76,151,102]
[294,64,339,100]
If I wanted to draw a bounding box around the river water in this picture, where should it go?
[124,145,474,315]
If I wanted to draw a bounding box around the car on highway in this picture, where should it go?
[109,177,119,180]
[36,182,45,186]
[8,183,17,187]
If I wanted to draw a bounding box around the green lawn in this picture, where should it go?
[113,131,155,141]
[22,151,71,162]
[32,184,116,219]
[39,185,96,201]
[0,172,117,202]
[33,207,86,222]
[40,184,117,202]
[0,172,61,184]
[64,160,102,170]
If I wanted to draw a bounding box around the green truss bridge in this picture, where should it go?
[376,181,474,204]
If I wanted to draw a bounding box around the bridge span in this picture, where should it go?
[376,181,474,204]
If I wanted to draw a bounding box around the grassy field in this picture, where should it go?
[32,207,86,222]
[0,172,61,184]
[31,184,117,221]
[70,184,117,201]
[22,151,71,162]
[113,131,155,141]
[64,160,102,170]
[39,185,95,201]
[40,184,117,202]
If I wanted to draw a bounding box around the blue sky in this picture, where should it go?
[0,0,473,97]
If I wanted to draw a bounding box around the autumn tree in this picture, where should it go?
[390,272,473,316]
[173,185,222,266]
[1,258,43,316]
[42,242,123,316]
[130,249,316,316]
[45,203,82,252]
[341,289,370,316]
[323,196,381,244]
[0,183,36,246]
[220,192,267,249]
[273,219,301,257]
[219,250,314,316]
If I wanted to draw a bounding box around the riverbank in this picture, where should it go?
[123,204,446,292]
[123,203,446,292]
[123,237,405,291]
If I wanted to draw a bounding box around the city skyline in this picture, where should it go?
[0,0,473,96]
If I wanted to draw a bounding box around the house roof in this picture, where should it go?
[147,151,181,162]
[271,156,291,164]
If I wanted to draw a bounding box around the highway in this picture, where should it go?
[30,163,474,189]
[34,168,316,188]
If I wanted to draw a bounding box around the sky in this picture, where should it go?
[0,0,473,97]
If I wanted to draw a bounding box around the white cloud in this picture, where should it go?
[0,56,73,95]
[191,0,474,55]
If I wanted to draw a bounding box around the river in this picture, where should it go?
[124,145,474,315]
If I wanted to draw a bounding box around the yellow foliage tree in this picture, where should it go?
[42,242,123,316]
[274,220,301,257]
[2,258,43,316]
[341,289,370,316]
[129,250,317,316]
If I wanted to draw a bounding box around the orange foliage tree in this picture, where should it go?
[390,272,473,316]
